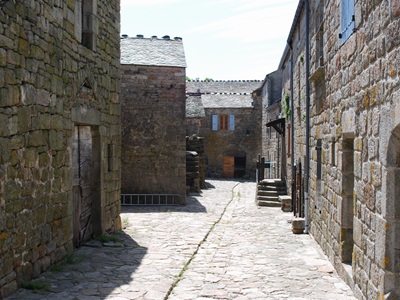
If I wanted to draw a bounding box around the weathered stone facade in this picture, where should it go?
[186,80,262,179]
[259,70,284,179]
[281,0,400,299]
[120,36,187,204]
[0,0,121,297]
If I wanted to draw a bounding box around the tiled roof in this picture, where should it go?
[120,35,186,67]
[186,80,262,94]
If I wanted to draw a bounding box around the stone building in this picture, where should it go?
[258,70,284,179]
[186,80,262,179]
[0,0,121,297]
[281,0,400,299]
[120,35,187,204]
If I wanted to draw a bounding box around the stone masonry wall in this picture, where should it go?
[0,1,121,297]
[306,0,400,299]
[282,6,308,193]
[121,65,187,204]
[203,105,262,179]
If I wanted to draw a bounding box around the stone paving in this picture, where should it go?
[7,180,356,300]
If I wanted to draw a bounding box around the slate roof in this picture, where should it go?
[186,95,205,118]
[201,94,253,108]
[120,36,186,68]
[186,93,253,118]
[186,80,262,94]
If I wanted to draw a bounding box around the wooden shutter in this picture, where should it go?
[340,0,355,44]
[229,115,235,131]
[212,115,218,130]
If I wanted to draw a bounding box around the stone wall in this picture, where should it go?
[186,81,263,180]
[0,1,121,298]
[202,104,262,179]
[186,135,206,189]
[305,0,400,299]
[121,65,187,204]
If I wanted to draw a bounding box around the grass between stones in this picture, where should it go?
[163,182,241,300]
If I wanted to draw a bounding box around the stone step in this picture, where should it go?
[257,200,282,207]
[257,190,286,197]
[256,195,280,202]
[258,179,286,187]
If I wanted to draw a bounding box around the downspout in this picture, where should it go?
[304,0,310,234]
[288,42,294,198]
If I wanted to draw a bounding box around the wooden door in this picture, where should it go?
[72,126,93,247]
[223,156,234,178]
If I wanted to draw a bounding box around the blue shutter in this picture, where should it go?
[229,115,235,131]
[340,0,355,44]
[212,115,218,131]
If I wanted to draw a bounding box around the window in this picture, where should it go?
[220,114,228,130]
[81,0,97,50]
[340,0,355,45]
[212,114,235,131]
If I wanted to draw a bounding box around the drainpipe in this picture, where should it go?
[288,42,294,198]
[304,0,310,234]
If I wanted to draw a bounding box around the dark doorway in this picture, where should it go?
[234,156,246,178]
[222,155,246,178]
[72,125,100,247]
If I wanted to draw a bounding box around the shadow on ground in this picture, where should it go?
[6,231,147,300]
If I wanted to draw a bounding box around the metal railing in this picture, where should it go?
[121,194,180,206]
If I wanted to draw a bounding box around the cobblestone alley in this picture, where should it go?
[7,180,356,300]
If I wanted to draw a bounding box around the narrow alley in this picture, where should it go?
[8,180,356,300]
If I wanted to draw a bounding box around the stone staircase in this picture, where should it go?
[256,179,287,207]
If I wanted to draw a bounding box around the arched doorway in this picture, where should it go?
[384,125,400,298]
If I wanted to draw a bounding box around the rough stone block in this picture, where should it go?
[292,218,305,234]
[279,195,292,212]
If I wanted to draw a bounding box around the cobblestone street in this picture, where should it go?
[8,180,356,300]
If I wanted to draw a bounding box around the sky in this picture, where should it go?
[120,0,299,81]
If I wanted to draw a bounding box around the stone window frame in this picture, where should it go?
[75,0,98,50]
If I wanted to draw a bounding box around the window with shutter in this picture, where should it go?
[340,0,355,45]
[220,115,228,130]
[229,115,235,131]
[212,115,218,130]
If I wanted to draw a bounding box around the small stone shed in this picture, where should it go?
[120,35,187,204]
[186,80,262,179]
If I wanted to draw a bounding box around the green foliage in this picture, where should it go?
[96,234,122,243]
[22,280,50,292]
[185,76,214,82]
[282,93,291,119]
[49,251,84,272]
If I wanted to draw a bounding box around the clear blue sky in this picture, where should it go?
[120,0,299,81]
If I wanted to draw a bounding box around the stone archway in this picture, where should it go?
[384,125,400,298]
